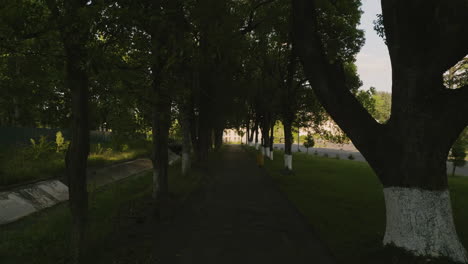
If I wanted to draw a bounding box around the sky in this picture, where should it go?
[355,0,392,92]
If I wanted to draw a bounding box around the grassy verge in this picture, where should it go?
[0,159,203,264]
[252,147,468,264]
[0,141,151,187]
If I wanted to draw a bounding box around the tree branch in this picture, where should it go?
[240,0,277,35]
[292,0,383,159]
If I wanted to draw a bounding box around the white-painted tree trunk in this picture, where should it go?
[284,154,292,170]
[264,147,270,158]
[152,169,160,199]
[255,143,259,150]
[383,187,467,263]
[269,149,274,160]
[248,140,253,146]
[181,152,190,175]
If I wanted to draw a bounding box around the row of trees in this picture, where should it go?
[1,0,467,262]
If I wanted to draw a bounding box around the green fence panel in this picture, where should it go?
[0,127,111,147]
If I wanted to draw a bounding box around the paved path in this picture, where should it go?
[154,145,334,264]
[273,143,468,176]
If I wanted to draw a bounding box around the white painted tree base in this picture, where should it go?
[383,187,467,263]
[263,147,270,159]
[255,143,259,150]
[269,150,273,160]
[284,154,292,170]
[181,152,190,175]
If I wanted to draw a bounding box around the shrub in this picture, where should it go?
[348,154,355,160]
[55,131,69,153]
[449,134,467,176]
[324,153,329,158]
[30,136,54,160]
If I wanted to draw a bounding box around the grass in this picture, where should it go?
[0,141,151,187]
[255,148,468,264]
[0,159,203,264]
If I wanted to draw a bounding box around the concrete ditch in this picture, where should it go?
[0,150,180,225]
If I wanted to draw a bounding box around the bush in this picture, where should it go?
[449,134,467,176]
[324,153,329,158]
[29,136,54,160]
[55,131,68,153]
[348,154,355,160]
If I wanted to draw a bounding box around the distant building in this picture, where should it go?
[223,129,246,143]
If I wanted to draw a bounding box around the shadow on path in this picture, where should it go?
[154,145,335,264]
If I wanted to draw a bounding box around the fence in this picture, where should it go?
[0,127,111,147]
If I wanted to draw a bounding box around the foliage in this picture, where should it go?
[55,131,68,153]
[373,14,386,44]
[449,130,467,176]
[303,133,315,150]
[355,87,377,117]
[30,136,54,160]
[348,154,355,160]
[444,57,468,89]
[373,91,391,123]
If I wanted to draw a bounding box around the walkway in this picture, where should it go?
[154,145,334,264]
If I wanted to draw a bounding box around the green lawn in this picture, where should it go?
[0,160,203,264]
[259,148,468,264]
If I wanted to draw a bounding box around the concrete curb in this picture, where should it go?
[0,179,68,225]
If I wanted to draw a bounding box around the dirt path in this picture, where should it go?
[153,145,335,264]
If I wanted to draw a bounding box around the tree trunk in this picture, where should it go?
[151,80,171,214]
[51,2,92,261]
[261,115,271,158]
[188,97,198,161]
[254,121,259,149]
[269,122,274,160]
[179,105,191,176]
[452,163,456,177]
[214,127,223,150]
[246,120,251,145]
[66,65,89,264]
[255,123,258,150]
[297,128,300,152]
[283,120,294,171]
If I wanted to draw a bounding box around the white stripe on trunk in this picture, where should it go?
[383,187,467,263]
[181,152,190,175]
[269,149,274,160]
[284,154,292,170]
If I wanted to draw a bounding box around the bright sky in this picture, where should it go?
[355,0,392,92]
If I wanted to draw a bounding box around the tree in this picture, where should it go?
[45,0,101,262]
[373,91,391,123]
[292,0,468,262]
[303,133,315,154]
